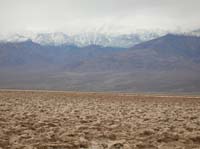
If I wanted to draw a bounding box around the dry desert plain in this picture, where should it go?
[0,91,200,149]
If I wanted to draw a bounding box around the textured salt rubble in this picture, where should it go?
[0,91,200,149]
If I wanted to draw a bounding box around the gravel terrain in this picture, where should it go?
[0,91,200,149]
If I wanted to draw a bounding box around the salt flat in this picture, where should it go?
[0,91,200,149]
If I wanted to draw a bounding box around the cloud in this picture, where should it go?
[0,0,199,34]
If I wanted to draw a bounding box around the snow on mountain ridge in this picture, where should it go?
[0,34,29,43]
[32,32,73,45]
[30,31,166,47]
[0,29,180,47]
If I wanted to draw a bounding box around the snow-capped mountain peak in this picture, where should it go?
[0,34,29,43]
[0,29,181,47]
[32,32,73,45]
[27,30,167,47]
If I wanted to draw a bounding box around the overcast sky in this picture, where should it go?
[0,0,200,35]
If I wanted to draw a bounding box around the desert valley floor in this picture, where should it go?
[0,91,200,149]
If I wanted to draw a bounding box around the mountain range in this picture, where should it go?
[1,29,199,48]
[0,33,200,92]
[0,30,168,48]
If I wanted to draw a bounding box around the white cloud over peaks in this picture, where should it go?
[0,0,199,34]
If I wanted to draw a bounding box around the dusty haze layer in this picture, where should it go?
[0,91,200,149]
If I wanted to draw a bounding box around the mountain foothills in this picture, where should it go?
[0,33,200,92]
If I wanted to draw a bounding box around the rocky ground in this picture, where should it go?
[0,91,200,149]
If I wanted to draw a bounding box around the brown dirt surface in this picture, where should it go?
[0,90,200,149]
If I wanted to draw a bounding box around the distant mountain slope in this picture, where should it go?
[0,40,125,72]
[0,34,200,92]
[132,34,200,56]
[122,34,200,70]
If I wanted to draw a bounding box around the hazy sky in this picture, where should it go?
[0,0,200,34]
